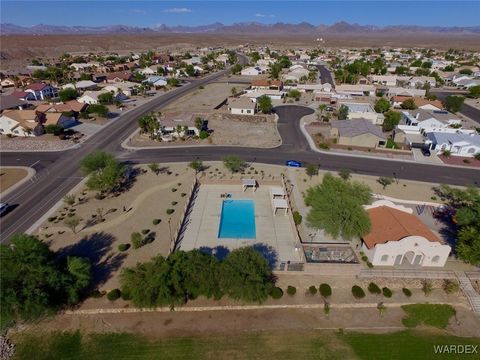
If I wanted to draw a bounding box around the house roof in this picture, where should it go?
[392,96,443,110]
[1,109,41,130]
[426,132,480,147]
[251,79,283,88]
[228,97,256,110]
[10,91,29,99]
[106,71,133,81]
[331,119,385,139]
[363,206,440,249]
[27,83,49,91]
[35,100,86,113]
[0,95,27,111]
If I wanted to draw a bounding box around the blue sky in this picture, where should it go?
[1,1,479,27]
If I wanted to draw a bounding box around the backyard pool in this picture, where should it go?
[218,199,256,239]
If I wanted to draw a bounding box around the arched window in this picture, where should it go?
[468,148,476,154]
[381,255,389,262]
[432,255,440,263]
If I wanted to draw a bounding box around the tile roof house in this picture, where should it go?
[250,79,283,91]
[330,119,386,148]
[361,201,451,267]
[227,97,257,115]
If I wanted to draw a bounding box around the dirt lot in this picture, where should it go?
[161,82,249,113]
[34,164,196,291]
[128,111,281,148]
[2,33,480,70]
[0,167,29,193]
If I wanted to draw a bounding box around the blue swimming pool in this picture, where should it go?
[218,199,256,239]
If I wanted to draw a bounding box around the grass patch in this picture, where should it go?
[401,304,456,329]
[11,330,346,360]
[342,329,480,360]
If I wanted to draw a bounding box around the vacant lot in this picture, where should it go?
[9,328,480,360]
[0,167,29,193]
[161,82,249,113]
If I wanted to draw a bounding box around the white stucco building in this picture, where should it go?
[361,201,451,267]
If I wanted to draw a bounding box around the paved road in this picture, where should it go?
[2,82,480,243]
[431,90,480,124]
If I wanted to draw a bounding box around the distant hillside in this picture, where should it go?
[2,21,480,35]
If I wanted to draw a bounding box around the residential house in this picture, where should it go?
[335,84,375,97]
[361,201,450,267]
[158,113,202,140]
[391,96,443,111]
[425,132,480,157]
[105,71,135,83]
[25,83,58,101]
[0,109,75,137]
[330,119,386,148]
[139,67,157,76]
[77,91,105,105]
[227,97,257,115]
[241,89,285,102]
[369,75,397,86]
[339,102,384,125]
[408,76,436,88]
[0,77,16,88]
[241,66,267,76]
[35,100,87,117]
[251,80,283,91]
[282,66,309,82]
[386,87,426,98]
[143,76,167,87]
[0,95,28,112]
[10,91,36,101]
[102,81,137,97]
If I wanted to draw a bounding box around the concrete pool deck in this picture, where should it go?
[179,183,303,264]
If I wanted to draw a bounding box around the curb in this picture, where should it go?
[0,166,36,197]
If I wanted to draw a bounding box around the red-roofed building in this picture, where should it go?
[361,201,451,267]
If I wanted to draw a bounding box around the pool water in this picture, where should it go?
[218,199,256,239]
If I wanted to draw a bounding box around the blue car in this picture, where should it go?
[286,160,302,167]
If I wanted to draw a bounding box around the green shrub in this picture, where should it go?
[48,216,57,222]
[366,261,373,268]
[199,130,209,139]
[141,229,150,235]
[292,211,302,225]
[361,255,369,262]
[382,287,393,298]
[181,193,187,197]
[319,283,332,298]
[131,232,143,249]
[422,280,433,296]
[171,188,177,192]
[368,282,381,295]
[352,285,366,299]
[443,279,460,294]
[171,201,178,206]
[166,209,175,215]
[270,287,284,299]
[308,286,318,295]
[90,290,105,298]
[402,288,412,297]
[118,243,130,252]
[286,286,297,296]
[121,290,131,301]
[107,289,121,301]
[152,219,161,225]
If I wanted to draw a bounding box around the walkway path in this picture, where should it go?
[456,271,480,314]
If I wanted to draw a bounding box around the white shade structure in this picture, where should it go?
[272,198,289,216]
[242,179,257,192]
[270,186,286,199]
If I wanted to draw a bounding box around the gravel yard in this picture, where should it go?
[0,135,76,151]
[0,167,29,193]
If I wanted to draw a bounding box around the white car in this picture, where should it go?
[0,203,9,215]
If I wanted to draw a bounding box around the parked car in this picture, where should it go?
[0,203,9,216]
[421,147,431,157]
[286,160,302,167]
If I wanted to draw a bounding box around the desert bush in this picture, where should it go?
[292,211,302,225]
[286,286,297,296]
[270,287,284,299]
[368,282,381,295]
[107,289,121,301]
[402,288,412,297]
[308,285,318,295]
[131,232,143,249]
[382,287,393,298]
[141,229,150,235]
[166,209,175,215]
[352,285,366,299]
[118,243,130,252]
[443,279,460,294]
[152,219,161,225]
[319,283,332,298]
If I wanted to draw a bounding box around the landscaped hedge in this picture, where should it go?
[118,243,130,252]
[292,211,302,225]
[270,287,284,299]
[402,288,412,297]
[368,282,381,295]
[352,285,366,299]
[152,219,161,225]
[107,289,121,301]
[319,283,332,298]
[166,209,175,215]
[382,287,393,298]
[287,286,297,296]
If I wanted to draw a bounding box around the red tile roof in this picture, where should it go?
[363,206,440,249]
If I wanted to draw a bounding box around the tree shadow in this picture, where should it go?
[56,232,126,289]
[198,246,230,261]
[252,243,279,268]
